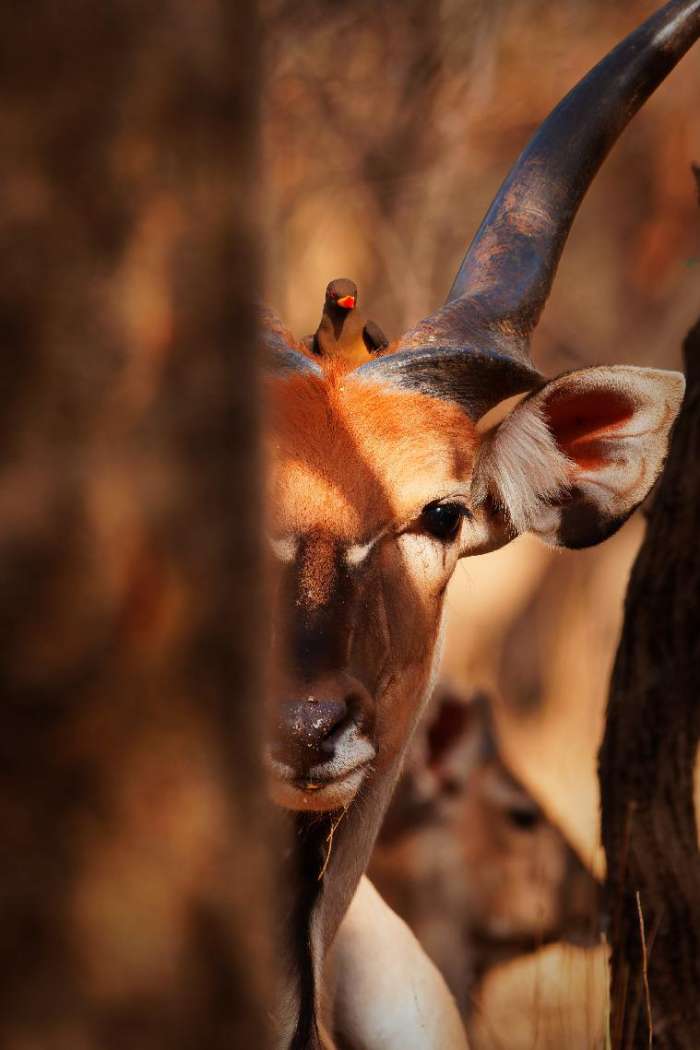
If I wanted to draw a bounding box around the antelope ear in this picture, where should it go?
[422,688,496,795]
[473,366,685,549]
[424,689,473,772]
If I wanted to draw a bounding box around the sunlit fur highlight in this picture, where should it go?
[267,361,479,545]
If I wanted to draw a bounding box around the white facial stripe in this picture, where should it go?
[271,533,379,567]
[397,531,453,582]
[271,513,465,569]
[345,534,381,567]
[269,535,298,562]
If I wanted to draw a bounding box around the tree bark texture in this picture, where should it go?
[600,309,700,1049]
[0,4,272,1048]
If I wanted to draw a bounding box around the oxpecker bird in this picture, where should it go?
[305,278,389,366]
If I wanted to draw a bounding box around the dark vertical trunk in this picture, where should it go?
[599,292,700,1043]
[0,3,272,1049]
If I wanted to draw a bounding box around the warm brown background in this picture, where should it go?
[0,4,273,1048]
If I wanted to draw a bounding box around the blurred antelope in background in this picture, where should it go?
[369,686,602,1019]
[262,3,699,1047]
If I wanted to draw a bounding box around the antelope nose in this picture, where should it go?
[273,697,350,771]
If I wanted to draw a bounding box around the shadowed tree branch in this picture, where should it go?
[600,169,700,1050]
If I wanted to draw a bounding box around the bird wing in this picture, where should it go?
[362,320,389,354]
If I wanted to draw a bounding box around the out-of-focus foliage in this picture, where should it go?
[0,4,271,1047]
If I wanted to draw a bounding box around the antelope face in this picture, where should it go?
[265,371,495,812]
[263,355,683,816]
[456,762,599,947]
[370,688,602,1003]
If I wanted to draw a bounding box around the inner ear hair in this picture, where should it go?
[472,393,572,535]
[476,391,530,435]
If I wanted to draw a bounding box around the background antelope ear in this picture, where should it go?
[473,365,685,549]
[421,688,496,795]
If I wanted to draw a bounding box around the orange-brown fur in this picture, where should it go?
[267,364,479,546]
[267,368,483,792]
[297,534,338,611]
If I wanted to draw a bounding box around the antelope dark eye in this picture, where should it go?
[506,806,541,832]
[420,502,466,542]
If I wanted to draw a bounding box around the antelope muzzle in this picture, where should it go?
[267,673,376,811]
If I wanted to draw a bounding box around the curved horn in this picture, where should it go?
[458,0,700,331]
[409,0,700,350]
[356,0,700,419]
[260,305,323,377]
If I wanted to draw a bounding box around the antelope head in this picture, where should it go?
[370,688,602,1010]
[263,0,697,972]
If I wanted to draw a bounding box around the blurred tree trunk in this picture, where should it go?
[0,3,273,1049]
[600,309,700,1047]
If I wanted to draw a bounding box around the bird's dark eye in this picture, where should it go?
[420,502,467,542]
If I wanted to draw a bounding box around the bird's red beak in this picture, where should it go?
[336,295,356,310]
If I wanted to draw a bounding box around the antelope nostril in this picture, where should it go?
[345,692,368,726]
[319,702,356,755]
[273,697,352,767]
[271,673,375,774]
[305,698,349,749]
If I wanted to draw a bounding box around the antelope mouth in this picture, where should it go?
[266,748,375,812]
